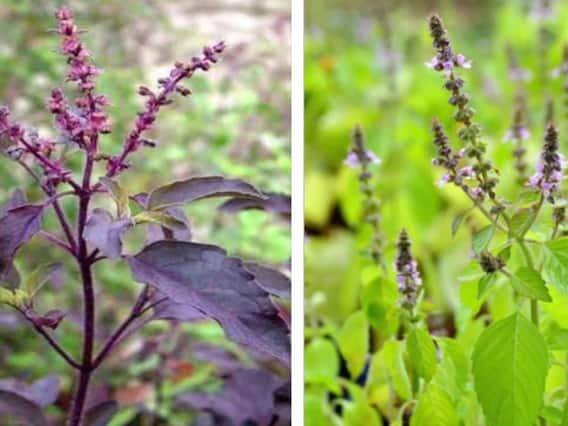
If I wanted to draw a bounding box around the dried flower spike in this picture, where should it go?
[395,229,422,310]
[479,251,504,274]
[529,123,565,202]
[345,126,383,265]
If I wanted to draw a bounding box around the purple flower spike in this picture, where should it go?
[106,42,226,177]
[344,126,381,169]
[53,7,111,147]
[528,124,564,202]
[426,15,471,75]
[395,229,422,310]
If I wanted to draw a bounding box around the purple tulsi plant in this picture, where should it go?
[0,7,290,425]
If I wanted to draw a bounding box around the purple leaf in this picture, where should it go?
[3,262,20,288]
[128,241,290,364]
[190,343,243,374]
[0,189,27,217]
[29,375,60,406]
[0,375,60,407]
[244,263,290,299]
[0,390,47,426]
[84,209,132,259]
[219,192,291,218]
[84,400,118,426]
[153,298,205,322]
[178,369,283,425]
[28,309,66,330]
[0,204,44,279]
[146,176,266,210]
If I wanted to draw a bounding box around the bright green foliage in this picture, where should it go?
[510,267,551,302]
[543,237,568,291]
[337,310,369,379]
[406,327,437,382]
[472,313,549,426]
[306,338,340,392]
[472,225,496,255]
[411,382,458,426]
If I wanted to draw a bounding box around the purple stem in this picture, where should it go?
[92,287,155,369]
[24,313,82,370]
[67,155,96,426]
[38,230,74,255]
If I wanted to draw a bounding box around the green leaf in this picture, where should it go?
[343,398,382,426]
[497,245,512,263]
[439,338,469,394]
[543,238,568,291]
[472,225,495,254]
[337,310,369,379]
[133,211,188,231]
[477,273,496,299]
[0,287,15,305]
[375,339,412,400]
[472,313,549,426]
[360,273,398,336]
[21,263,62,299]
[451,210,469,238]
[546,327,568,350]
[510,267,551,302]
[406,327,437,382]
[305,338,340,392]
[508,208,534,238]
[411,382,458,426]
[305,392,337,426]
[100,177,130,218]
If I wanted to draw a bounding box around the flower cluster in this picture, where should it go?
[0,106,70,187]
[529,123,565,202]
[395,229,422,310]
[552,44,568,126]
[506,45,531,82]
[428,14,498,201]
[432,120,487,200]
[426,14,471,74]
[505,95,530,183]
[106,42,226,177]
[345,126,383,264]
[479,251,504,274]
[531,0,556,22]
[53,7,111,147]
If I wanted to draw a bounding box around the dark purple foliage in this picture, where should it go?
[178,369,284,426]
[0,375,59,407]
[83,400,119,426]
[0,205,44,278]
[0,6,289,424]
[146,176,266,210]
[128,241,290,365]
[0,390,47,426]
[219,192,291,218]
[84,209,132,259]
[244,262,291,299]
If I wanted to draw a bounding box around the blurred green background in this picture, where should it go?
[0,0,290,423]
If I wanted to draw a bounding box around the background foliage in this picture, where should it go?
[0,0,290,423]
[305,0,568,424]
